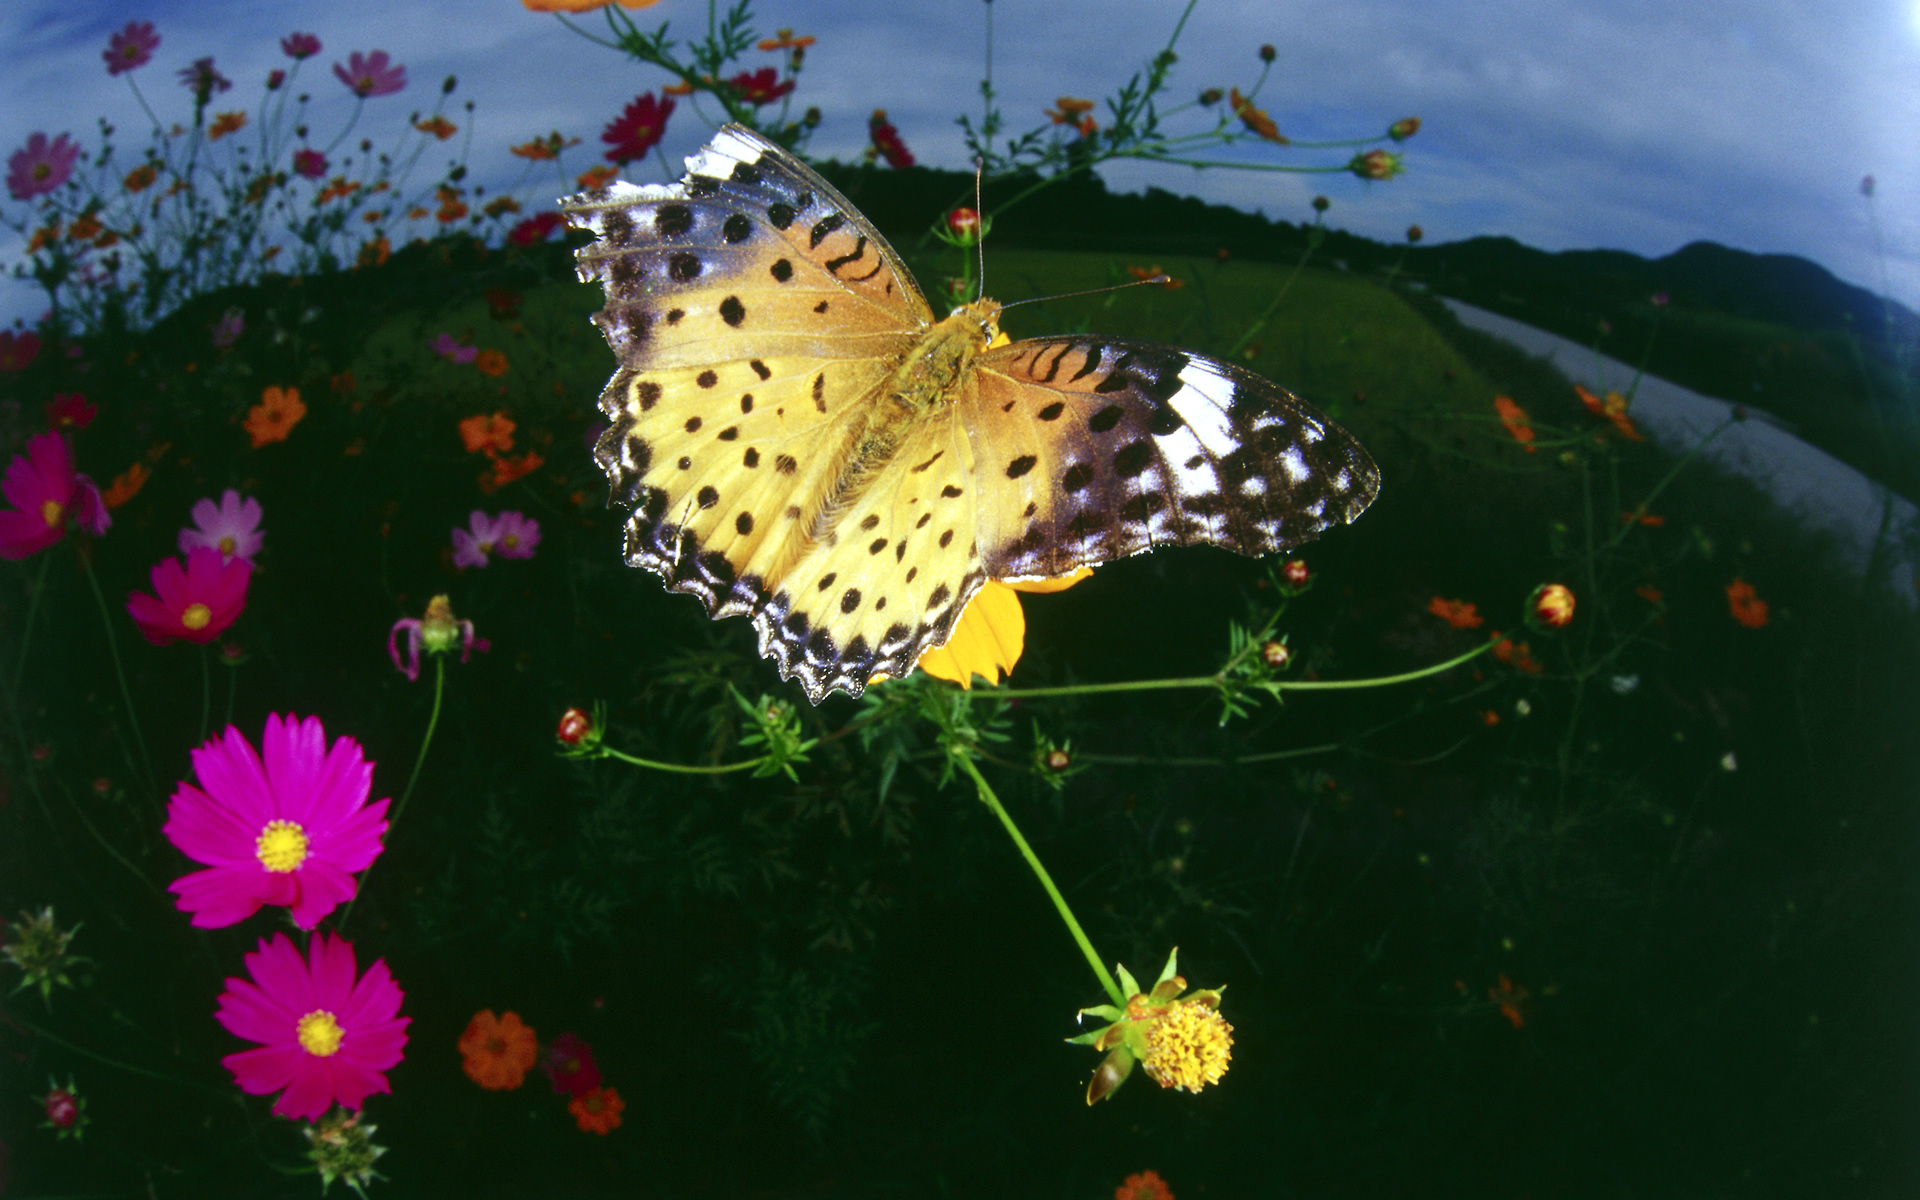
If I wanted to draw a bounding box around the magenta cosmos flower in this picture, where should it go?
[451,510,539,569]
[292,148,327,179]
[164,713,390,929]
[7,133,82,201]
[104,21,160,76]
[177,57,232,104]
[216,932,409,1121]
[126,546,250,644]
[179,489,264,564]
[0,432,109,560]
[281,32,321,61]
[333,51,406,98]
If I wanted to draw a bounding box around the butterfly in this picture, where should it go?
[564,125,1380,704]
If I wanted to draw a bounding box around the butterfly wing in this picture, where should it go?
[565,126,938,629]
[967,337,1380,580]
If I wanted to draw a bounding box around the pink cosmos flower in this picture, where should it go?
[389,595,480,682]
[333,51,406,99]
[126,546,250,644]
[541,1032,602,1097]
[45,393,95,430]
[164,713,390,930]
[508,212,562,246]
[601,93,674,164]
[281,32,321,60]
[0,432,109,560]
[215,932,409,1121]
[292,148,328,179]
[104,21,160,76]
[7,133,82,201]
[451,510,540,569]
[179,489,264,564]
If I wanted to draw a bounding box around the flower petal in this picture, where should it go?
[163,782,258,864]
[271,1057,337,1120]
[216,975,296,1046]
[189,725,276,828]
[223,1044,306,1097]
[286,862,356,930]
[307,932,360,1010]
[170,864,269,928]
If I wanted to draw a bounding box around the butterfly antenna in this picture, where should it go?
[973,157,987,302]
[1000,274,1171,312]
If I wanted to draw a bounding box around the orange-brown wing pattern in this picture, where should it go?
[967,338,1380,580]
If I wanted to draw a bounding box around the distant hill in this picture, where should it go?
[814,160,1918,367]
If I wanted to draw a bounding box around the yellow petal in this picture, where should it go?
[916,580,1027,688]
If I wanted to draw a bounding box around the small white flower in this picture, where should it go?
[1514,698,1532,717]
[1609,673,1640,695]
[1720,751,1738,772]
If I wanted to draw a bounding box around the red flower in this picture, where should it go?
[1489,974,1528,1028]
[509,212,563,245]
[1529,583,1575,629]
[1494,395,1536,452]
[556,707,594,746]
[1116,1169,1174,1200]
[541,1032,602,1096]
[569,1085,624,1134]
[46,392,95,429]
[602,93,675,164]
[1726,578,1769,628]
[1281,559,1310,587]
[867,109,914,169]
[726,67,793,106]
[126,547,251,645]
[1,329,42,372]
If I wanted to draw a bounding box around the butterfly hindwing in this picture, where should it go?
[969,338,1380,579]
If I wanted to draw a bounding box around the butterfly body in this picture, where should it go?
[565,126,1379,704]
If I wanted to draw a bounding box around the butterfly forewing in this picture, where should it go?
[568,124,1381,704]
[969,339,1380,580]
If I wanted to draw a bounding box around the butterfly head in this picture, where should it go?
[948,296,1003,346]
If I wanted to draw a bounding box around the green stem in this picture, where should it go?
[14,1015,220,1093]
[337,655,444,931]
[957,755,1124,1007]
[10,552,50,697]
[198,642,211,743]
[595,745,770,774]
[977,640,1494,702]
[1226,228,1320,358]
[78,547,159,805]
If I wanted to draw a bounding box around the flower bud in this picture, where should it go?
[1406,224,1423,243]
[38,1077,87,1139]
[1260,641,1290,669]
[946,207,982,243]
[443,75,457,94]
[1199,87,1223,105]
[1044,748,1072,771]
[1349,149,1404,180]
[556,707,594,747]
[1529,583,1575,629]
[1258,44,1277,62]
[1389,116,1421,140]
[1311,195,1329,213]
[1281,559,1310,587]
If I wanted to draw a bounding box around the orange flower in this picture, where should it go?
[27,223,60,254]
[1490,632,1543,675]
[1427,596,1484,629]
[245,386,306,448]
[661,80,698,96]
[67,214,103,242]
[524,0,661,9]
[1493,395,1536,452]
[1635,584,1664,605]
[1529,583,1575,629]
[124,163,158,193]
[757,29,816,51]
[460,411,516,455]
[569,1085,624,1133]
[100,462,151,510]
[1228,87,1286,143]
[1620,509,1664,526]
[458,1010,538,1090]
[1045,96,1096,124]
[208,111,247,141]
[1115,1169,1175,1200]
[1726,578,1769,628]
[481,451,545,493]
[474,348,509,377]
[414,115,457,140]
[576,164,619,190]
[356,236,390,269]
[1125,265,1183,290]
[316,177,360,205]
[1574,383,1605,415]
[1489,974,1528,1028]
[1480,710,1501,726]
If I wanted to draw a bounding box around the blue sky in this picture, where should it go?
[2,0,1915,331]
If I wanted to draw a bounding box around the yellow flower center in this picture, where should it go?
[40,498,63,528]
[180,602,212,630]
[296,1009,344,1057]
[218,534,237,555]
[1140,1001,1235,1093]
[256,819,309,872]
[500,534,519,551]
